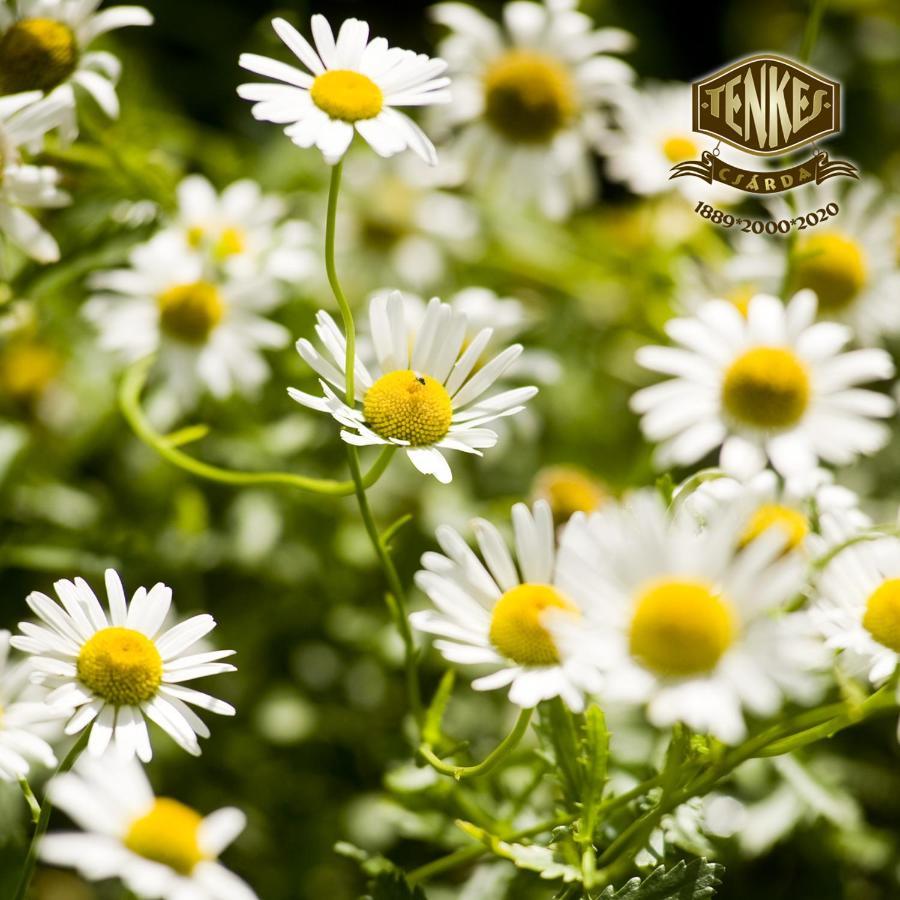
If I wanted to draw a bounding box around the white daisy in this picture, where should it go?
[41,754,256,899]
[289,290,538,484]
[84,231,290,403]
[766,178,900,343]
[11,568,236,762]
[632,290,895,478]
[431,0,634,218]
[600,82,762,203]
[0,0,153,141]
[165,174,317,283]
[0,629,61,781]
[238,15,450,165]
[0,90,70,262]
[411,500,602,709]
[555,491,826,743]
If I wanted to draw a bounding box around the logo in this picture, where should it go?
[670,54,858,194]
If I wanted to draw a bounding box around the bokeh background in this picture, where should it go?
[2,1,900,898]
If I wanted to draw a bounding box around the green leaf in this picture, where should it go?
[598,859,723,899]
[422,670,455,748]
[334,843,426,900]
[579,705,609,845]
[538,698,583,804]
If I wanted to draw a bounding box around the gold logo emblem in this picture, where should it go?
[671,54,857,194]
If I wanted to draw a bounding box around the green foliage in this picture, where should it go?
[599,859,723,900]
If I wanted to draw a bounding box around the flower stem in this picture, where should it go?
[800,0,828,62]
[17,778,40,825]
[14,731,88,900]
[325,161,355,407]
[419,708,534,780]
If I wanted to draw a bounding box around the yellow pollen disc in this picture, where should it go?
[862,579,900,653]
[792,232,867,313]
[186,226,206,249]
[77,627,163,707]
[0,18,78,94]
[0,341,61,403]
[483,50,577,144]
[630,579,736,676]
[724,284,757,318]
[157,281,225,345]
[489,584,579,666]
[363,370,453,445]
[534,466,605,524]
[740,503,808,552]
[662,135,699,163]
[721,346,810,430]
[310,69,383,122]
[124,798,206,876]
[214,226,246,260]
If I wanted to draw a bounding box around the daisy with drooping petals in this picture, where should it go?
[0,0,153,142]
[633,291,895,478]
[289,290,538,484]
[41,754,257,899]
[0,90,70,262]
[554,492,826,743]
[411,501,602,709]
[0,629,62,781]
[11,568,236,762]
[431,0,634,218]
[238,15,450,165]
[84,231,290,403]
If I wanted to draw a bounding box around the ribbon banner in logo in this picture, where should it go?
[669,150,858,194]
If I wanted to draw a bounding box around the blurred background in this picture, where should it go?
[2,1,900,898]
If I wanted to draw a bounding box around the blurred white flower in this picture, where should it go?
[41,754,256,899]
[238,15,450,165]
[431,0,634,218]
[12,568,236,762]
[0,0,153,141]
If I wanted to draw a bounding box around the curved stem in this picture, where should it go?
[800,0,828,62]
[420,708,534,780]
[119,358,395,496]
[14,731,88,900]
[325,161,355,407]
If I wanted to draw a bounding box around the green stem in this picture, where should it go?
[119,358,395,496]
[14,732,88,900]
[800,0,828,62]
[419,708,534,780]
[325,161,355,407]
[17,778,40,825]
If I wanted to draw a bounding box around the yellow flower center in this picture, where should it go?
[214,226,246,260]
[0,341,61,403]
[489,583,579,666]
[721,346,810,430]
[157,281,225,345]
[77,627,163,707]
[0,18,78,94]
[483,50,577,144]
[310,69,383,122]
[630,579,736,677]
[363,370,453,445]
[792,232,867,313]
[124,798,206,876]
[662,135,699,163]
[740,503,808,552]
[535,466,605,525]
[186,225,205,249]
[862,579,900,654]
[724,285,757,318]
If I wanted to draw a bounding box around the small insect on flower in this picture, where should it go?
[41,754,257,899]
[0,0,153,141]
[238,15,450,165]
[289,289,538,484]
[12,569,236,762]
[411,500,602,709]
[633,291,895,478]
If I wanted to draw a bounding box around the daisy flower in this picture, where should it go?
[431,0,634,218]
[532,465,606,526]
[11,568,236,762]
[238,15,450,165]
[0,629,61,781]
[0,0,153,141]
[410,500,601,709]
[599,82,761,203]
[165,174,317,283]
[0,90,70,262]
[289,290,538,484]
[766,179,900,343]
[41,754,256,899]
[555,491,826,743]
[813,527,900,729]
[84,231,290,403]
[632,291,895,478]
